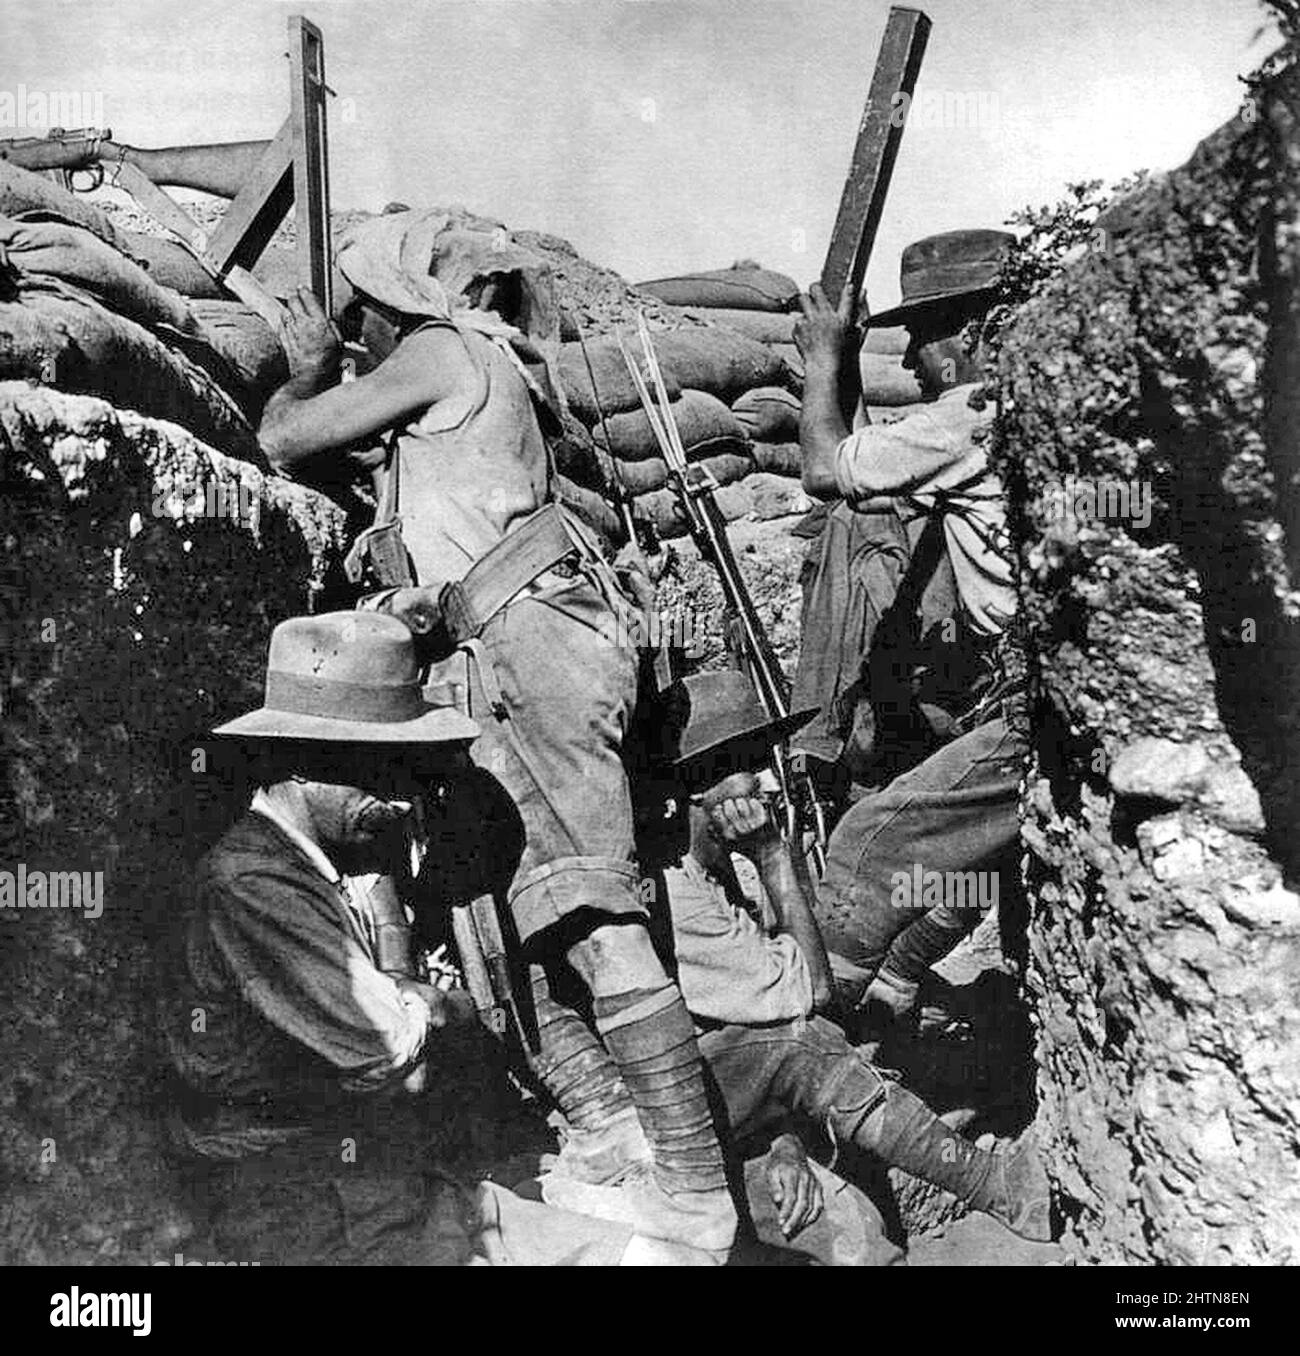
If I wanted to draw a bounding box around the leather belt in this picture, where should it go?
[440,503,583,646]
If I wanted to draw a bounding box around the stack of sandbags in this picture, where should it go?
[0,165,833,547]
[545,264,813,537]
[548,305,806,537]
[608,261,928,529]
[0,166,289,463]
[634,259,924,405]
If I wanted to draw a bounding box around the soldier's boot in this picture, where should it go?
[834,1079,1053,1242]
[543,980,736,1260]
[527,969,651,1185]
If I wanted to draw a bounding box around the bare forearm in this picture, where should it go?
[259,371,342,473]
[799,355,851,500]
[752,836,833,1011]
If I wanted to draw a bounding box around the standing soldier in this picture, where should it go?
[794,230,1028,1029]
[256,210,735,1257]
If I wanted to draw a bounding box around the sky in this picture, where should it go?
[2,0,1280,310]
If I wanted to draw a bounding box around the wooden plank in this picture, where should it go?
[112,160,286,329]
[200,121,295,278]
[110,160,210,255]
[820,6,930,308]
[289,14,333,313]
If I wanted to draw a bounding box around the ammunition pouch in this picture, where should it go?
[344,517,415,590]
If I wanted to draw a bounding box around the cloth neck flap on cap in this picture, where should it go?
[336,208,566,423]
[337,208,559,348]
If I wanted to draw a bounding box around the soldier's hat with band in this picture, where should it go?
[868,228,1015,328]
[657,670,818,786]
[213,611,478,746]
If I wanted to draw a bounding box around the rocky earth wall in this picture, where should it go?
[995,58,1300,1264]
[0,385,348,1261]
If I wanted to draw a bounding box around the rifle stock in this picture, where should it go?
[0,131,272,199]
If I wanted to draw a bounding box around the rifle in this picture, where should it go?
[450,894,527,1045]
[570,319,674,692]
[0,128,273,198]
[619,315,829,876]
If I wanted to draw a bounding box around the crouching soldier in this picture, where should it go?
[163,612,706,1266]
[629,671,1053,1248]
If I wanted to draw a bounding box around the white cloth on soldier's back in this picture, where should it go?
[832,383,1015,638]
[662,853,813,1028]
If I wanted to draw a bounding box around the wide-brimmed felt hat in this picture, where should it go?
[869,229,1014,328]
[657,670,818,782]
[213,612,479,746]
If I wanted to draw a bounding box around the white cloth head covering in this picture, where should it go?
[336,208,559,347]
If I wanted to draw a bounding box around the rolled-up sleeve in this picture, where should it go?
[835,413,963,500]
[208,869,430,1093]
[835,389,995,502]
[666,867,813,1026]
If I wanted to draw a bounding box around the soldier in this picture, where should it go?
[255,211,734,1256]
[629,670,1053,1248]
[165,611,705,1265]
[793,230,1028,1029]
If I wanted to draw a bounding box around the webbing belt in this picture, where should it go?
[441,502,581,646]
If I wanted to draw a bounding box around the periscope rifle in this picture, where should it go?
[0,15,335,329]
[0,128,273,197]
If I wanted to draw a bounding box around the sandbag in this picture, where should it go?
[772,342,804,379]
[556,474,623,547]
[636,267,800,312]
[611,449,754,496]
[692,308,797,345]
[186,300,287,412]
[551,410,609,491]
[558,335,682,422]
[731,386,801,444]
[653,327,796,403]
[0,276,259,460]
[0,212,198,333]
[561,324,795,422]
[636,480,753,540]
[591,388,748,462]
[0,161,134,253]
[749,441,803,477]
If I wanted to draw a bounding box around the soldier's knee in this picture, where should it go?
[566,920,665,996]
[818,1049,889,1134]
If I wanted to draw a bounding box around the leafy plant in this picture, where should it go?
[968,174,1149,366]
